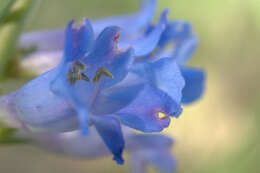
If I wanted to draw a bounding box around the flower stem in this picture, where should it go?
[0,0,37,79]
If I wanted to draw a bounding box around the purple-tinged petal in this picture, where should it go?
[92,116,125,165]
[89,26,121,59]
[63,18,94,63]
[84,26,135,88]
[181,66,206,104]
[113,85,180,132]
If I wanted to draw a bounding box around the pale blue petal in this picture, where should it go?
[92,116,125,165]
[181,66,205,104]
[15,70,78,132]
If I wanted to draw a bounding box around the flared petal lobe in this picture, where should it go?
[92,116,125,165]
[93,0,156,35]
[113,85,181,132]
[118,9,168,57]
[181,66,205,104]
[63,18,94,63]
[131,58,185,105]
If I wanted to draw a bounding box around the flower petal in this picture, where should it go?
[173,35,199,64]
[102,48,134,88]
[181,66,205,104]
[113,85,181,132]
[29,128,110,159]
[126,134,173,151]
[20,50,62,74]
[119,9,168,57]
[131,58,185,104]
[159,21,192,48]
[91,83,145,115]
[145,150,176,172]
[93,0,156,35]
[19,29,64,51]
[15,70,79,132]
[92,116,125,165]
[128,134,175,173]
[63,18,94,63]
[90,26,121,59]
[151,58,185,103]
[18,0,157,51]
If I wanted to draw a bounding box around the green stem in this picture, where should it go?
[0,0,37,79]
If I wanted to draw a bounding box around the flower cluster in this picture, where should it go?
[0,0,205,171]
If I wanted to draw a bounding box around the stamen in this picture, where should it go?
[74,60,86,70]
[81,73,90,82]
[67,61,89,84]
[93,67,114,83]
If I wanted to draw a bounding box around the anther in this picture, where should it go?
[158,112,168,119]
[67,61,89,84]
[74,60,86,70]
[81,73,90,82]
[93,67,114,83]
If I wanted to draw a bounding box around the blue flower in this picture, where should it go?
[143,20,206,104]
[0,0,205,165]
[27,127,176,173]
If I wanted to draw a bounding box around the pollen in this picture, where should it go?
[67,60,89,84]
[93,67,114,83]
[158,112,168,119]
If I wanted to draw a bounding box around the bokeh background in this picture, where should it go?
[0,0,260,172]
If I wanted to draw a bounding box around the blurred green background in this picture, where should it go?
[0,0,260,172]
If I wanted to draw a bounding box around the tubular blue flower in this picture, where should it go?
[23,127,176,173]
[1,17,183,165]
[140,19,206,104]
[0,0,205,166]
